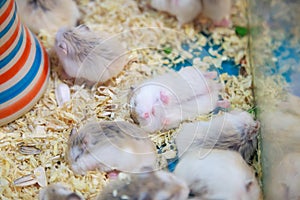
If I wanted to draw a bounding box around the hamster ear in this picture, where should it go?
[70,128,78,137]
[77,24,90,32]
[66,193,82,200]
[58,42,68,55]
[245,179,254,192]
[160,91,169,105]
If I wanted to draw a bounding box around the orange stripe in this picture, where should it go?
[0,0,14,24]
[0,43,49,119]
[0,17,20,55]
[0,26,31,84]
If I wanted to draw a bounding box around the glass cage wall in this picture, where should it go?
[249,0,300,199]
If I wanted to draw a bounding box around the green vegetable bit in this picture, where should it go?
[235,26,249,37]
[163,47,172,54]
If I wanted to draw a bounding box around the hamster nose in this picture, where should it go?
[143,112,150,119]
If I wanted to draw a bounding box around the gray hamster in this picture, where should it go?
[55,25,127,84]
[175,110,260,162]
[15,0,80,33]
[39,183,84,200]
[174,149,261,200]
[129,67,229,133]
[97,169,189,200]
[66,121,158,175]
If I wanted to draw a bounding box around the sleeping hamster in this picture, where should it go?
[129,67,229,133]
[55,25,127,84]
[66,121,158,175]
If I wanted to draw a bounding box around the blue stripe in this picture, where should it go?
[0,0,7,9]
[0,4,16,38]
[0,26,24,69]
[0,36,42,104]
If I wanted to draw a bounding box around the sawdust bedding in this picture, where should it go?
[0,0,256,199]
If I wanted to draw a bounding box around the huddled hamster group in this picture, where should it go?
[16,1,263,200]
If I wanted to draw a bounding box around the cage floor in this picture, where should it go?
[0,0,258,199]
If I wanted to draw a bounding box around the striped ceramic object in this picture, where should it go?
[0,0,50,126]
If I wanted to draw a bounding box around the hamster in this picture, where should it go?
[15,0,80,33]
[97,170,189,200]
[174,149,261,200]
[66,121,158,175]
[267,152,300,200]
[55,25,127,84]
[150,0,202,27]
[175,110,260,162]
[129,67,229,133]
[201,0,232,27]
[39,183,84,200]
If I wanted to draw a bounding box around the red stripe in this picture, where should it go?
[0,17,21,55]
[0,40,49,119]
[0,0,14,24]
[0,26,31,84]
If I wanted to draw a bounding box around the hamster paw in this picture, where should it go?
[214,17,232,27]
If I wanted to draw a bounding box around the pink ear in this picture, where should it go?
[58,42,68,55]
[160,91,169,104]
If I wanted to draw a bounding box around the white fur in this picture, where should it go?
[202,0,232,23]
[267,153,300,200]
[15,0,80,33]
[130,67,224,133]
[174,149,261,200]
[150,0,202,26]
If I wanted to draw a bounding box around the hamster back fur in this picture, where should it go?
[175,110,260,162]
[174,149,261,200]
[15,0,80,33]
[66,121,158,174]
[39,183,83,200]
[55,25,127,84]
[97,170,189,200]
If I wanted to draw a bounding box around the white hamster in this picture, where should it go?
[55,25,127,84]
[66,121,158,175]
[267,152,300,200]
[150,0,202,27]
[15,0,80,33]
[97,170,189,200]
[129,67,229,133]
[149,0,232,27]
[201,0,232,27]
[175,110,260,162]
[174,149,261,200]
[39,183,83,200]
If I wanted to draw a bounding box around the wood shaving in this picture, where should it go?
[0,0,255,199]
